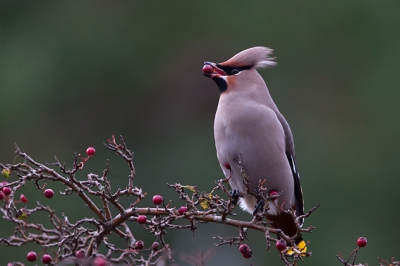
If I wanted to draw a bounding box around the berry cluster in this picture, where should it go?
[0,147,97,264]
[26,252,52,264]
[0,136,318,265]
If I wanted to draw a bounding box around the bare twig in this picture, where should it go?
[0,135,317,265]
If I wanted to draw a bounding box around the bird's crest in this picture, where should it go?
[219,46,277,69]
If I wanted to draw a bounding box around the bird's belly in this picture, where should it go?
[215,110,294,212]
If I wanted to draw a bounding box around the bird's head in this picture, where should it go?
[202,47,276,94]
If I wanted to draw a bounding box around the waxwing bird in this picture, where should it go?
[202,47,306,252]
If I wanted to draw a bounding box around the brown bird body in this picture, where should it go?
[203,47,305,245]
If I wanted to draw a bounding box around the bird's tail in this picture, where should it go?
[286,236,307,256]
[296,237,307,253]
[267,213,307,255]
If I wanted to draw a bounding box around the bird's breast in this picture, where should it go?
[214,98,294,209]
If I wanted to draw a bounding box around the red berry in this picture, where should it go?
[27,251,37,262]
[135,240,144,250]
[239,244,253,258]
[86,147,96,156]
[242,252,252,258]
[41,254,52,264]
[20,194,28,203]
[269,190,278,197]
[202,64,213,74]
[239,244,250,254]
[276,239,287,251]
[75,249,85,259]
[152,195,163,205]
[357,237,367,247]
[137,215,146,224]
[178,206,188,215]
[152,242,159,251]
[44,189,54,198]
[3,186,11,196]
[94,256,108,266]
[0,191,4,200]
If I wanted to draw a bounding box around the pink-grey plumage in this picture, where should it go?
[203,47,305,243]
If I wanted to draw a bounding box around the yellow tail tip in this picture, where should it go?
[297,240,307,253]
[284,240,307,256]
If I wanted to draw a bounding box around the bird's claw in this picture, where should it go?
[229,189,240,206]
[253,199,265,216]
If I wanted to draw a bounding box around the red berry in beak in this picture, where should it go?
[202,64,213,74]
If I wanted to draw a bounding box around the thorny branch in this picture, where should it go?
[0,135,318,265]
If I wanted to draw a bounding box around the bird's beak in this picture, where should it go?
[202,61,227,78]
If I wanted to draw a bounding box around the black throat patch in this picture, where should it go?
[212,77,228,94]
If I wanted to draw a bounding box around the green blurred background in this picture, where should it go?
[1,1,400,265]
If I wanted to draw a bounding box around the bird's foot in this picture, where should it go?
[252,199,265,216]
[229,189,240,206]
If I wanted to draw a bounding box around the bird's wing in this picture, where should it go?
[276,112,305,226]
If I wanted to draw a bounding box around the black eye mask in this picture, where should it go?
[216,65,252,76]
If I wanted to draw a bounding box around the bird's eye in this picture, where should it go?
[231,69,239,75]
